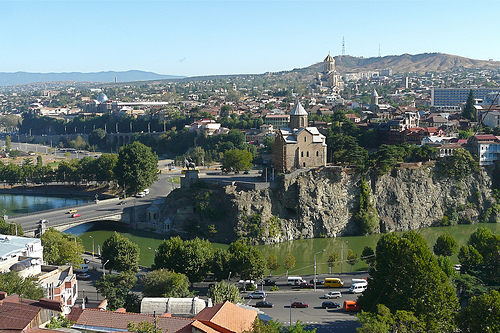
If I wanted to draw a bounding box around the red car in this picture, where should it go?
[72,213,81,218]
[299,282,314,289]
[291,301,308,308]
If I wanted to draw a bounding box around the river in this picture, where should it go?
[67,221,500,275]
[0,193,92,216]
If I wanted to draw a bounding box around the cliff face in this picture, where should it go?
[166,165,497,244]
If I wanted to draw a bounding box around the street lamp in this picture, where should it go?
[69,236,78,254]
[102,259,110,278]
[89,236,94,259]
[341,241,348,274]
[289,297,298,326]
[314,249,325,291]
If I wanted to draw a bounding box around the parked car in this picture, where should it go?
[83,259,90,264]
[76,273,90,280]
[291,301,308,308]
[72,213,81,218]
[74,264,89,274]
[247,291,266,299]
[203,275,216,282]
[299,282,314,289]
[254,301,273,308]
[310,279,323,285]
[68,209,77,214]
[262,279,276,286]
[322,301,341,309]
[324,291,342,299]
[118,201,126,205]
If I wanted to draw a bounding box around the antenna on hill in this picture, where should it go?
[342,37,345,56]
[378,44,381,57]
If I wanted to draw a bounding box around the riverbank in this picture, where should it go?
[0,184,117,199]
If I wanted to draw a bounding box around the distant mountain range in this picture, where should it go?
[0,70,184,87]
[1,53,499,88]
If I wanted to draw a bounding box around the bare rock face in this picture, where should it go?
[164,166,496,244]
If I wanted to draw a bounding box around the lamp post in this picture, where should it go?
[70,236,78,254]
[102,259,110,278]
[289,297,298,326]
[341,241,348,274]
[89,236,94,259]
[314,249,325,291]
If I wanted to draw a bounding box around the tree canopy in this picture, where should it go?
[433,233,458,257]
[358,231,458,332]
[141,269,191,298]
[115,141,158,195]
[221,148,253,173]
[208,281,242,304]
[94,272,139,312]
[41,228,84,266]
[101,232,140,273]
[0,271,45,300]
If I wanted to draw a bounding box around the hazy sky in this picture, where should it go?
[1,0,499,77]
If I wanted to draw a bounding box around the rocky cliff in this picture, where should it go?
[163,165,497,244]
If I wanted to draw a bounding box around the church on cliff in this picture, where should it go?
[272,101,327,173]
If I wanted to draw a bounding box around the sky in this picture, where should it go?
[1,0,500,77]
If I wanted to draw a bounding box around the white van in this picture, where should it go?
[287,276,305,285]
[74,264,89,274]
[349,281,368,294]
[238,280,257,289]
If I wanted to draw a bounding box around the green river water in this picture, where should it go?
[68,222,500,275]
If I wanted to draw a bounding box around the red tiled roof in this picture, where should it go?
[194,301,257,333]
[0,301,41,331]
[74,308,194,333]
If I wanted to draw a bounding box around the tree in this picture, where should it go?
[101,232,140,273]
[436,148,479,181]
[211,248,232,282]
[462,89,477,121]
[46,314,74,329]
[221,148,253,173]
[361,246,375,267]
[141,269,191,298]
[153,237,214,284]
[346,250,358,272]
[249,319,316,333]
[41,228,84,266]
[115,141,158,195]
[5,135,11,151]
[357,304,426,333]
[353,178,379,235]
[433,233,458,257]
[94,273,138,311]
[327,252,340,274]
[358,231,458,332]
[127,321,162,333]
[457,290,500,333]
[266,254,280,275]
[283,252,296,276]
[95,153,118,184]
[0,271,44,300]
[208,281,242,304]
[0,218,24,236]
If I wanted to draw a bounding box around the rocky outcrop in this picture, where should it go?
[162,165,497,244]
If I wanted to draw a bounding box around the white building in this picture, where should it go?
[0,235,43,277]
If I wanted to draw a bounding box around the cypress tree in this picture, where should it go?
[462,89,477,121]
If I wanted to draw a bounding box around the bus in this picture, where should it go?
[324,278,344,288]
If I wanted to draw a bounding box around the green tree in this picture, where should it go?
[153,237,214,284]
[433,233,458,257]
[353,178,379,235]
[346,250,358,272]
[141,269,191,298]
[95,153,118,184]
[41,228,84,266]
[0,218,24,236]
[208,281,242,304]
[457,290,500,333]
[436,148,479,181]
[361,246,375,267]
[115,141,158,195]
[221,148,253,173]
[101,232,140,273]
[46,314,74,329]
[283,252,296,276]
[211,248,232,282]
[0,271,44,300]
[458,245,483,275]
[358,231,458,332]
[94,273,138,311]
[327,252,340,274]
[357,304,426,333]
[462,89,477,121]
[266,254,280,275]
[5,135,11,151]
[127,321,162,333]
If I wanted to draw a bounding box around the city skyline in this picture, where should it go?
[1,0,499,77]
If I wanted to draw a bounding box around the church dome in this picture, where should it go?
[97,92,109,103]
[324,53,335,63]
[371,88,379,97]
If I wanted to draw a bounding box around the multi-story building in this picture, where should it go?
[431,88,499,111]
[264,114,290,128]
[468,134,500,166]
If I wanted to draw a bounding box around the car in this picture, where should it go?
[118,201,126,205]
[204,275,216,282]
[291,301,308,308]
[322,301,341,309]
[68,209,77,214]
[247,291,266,299]
[72,213,81,218]
[254,301,273,308]
[299,282,314,289]
[310,279,323,285]
[76,273,90,280]
[324,291,342,299]
[243,171,249,174]
[262,279,276,286]
[83,258,90,264]
[136,192,146,198]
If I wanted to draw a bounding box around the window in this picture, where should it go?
[301,152,303,157]
[306,151,309,157]
[304,137,307,142]
[316,151,319,157]
[303,162,306,167]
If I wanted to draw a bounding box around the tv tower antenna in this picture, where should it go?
[378,44,381,57]
[342,37,345,56]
